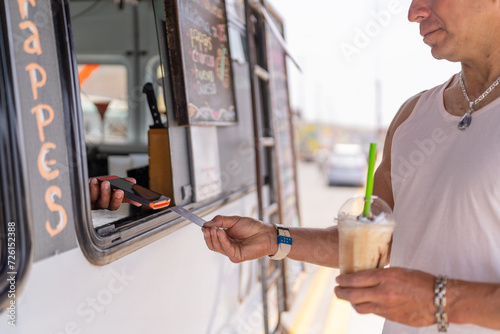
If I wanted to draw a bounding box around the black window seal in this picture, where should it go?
[0,2,34,311]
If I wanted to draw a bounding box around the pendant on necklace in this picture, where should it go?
[458,111,472,130]
[458,101,475,131]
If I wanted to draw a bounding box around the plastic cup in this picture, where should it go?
[337,195,395,274]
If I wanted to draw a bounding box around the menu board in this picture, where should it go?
[165,0,237,126]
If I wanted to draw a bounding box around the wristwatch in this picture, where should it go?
[269,225,292,260]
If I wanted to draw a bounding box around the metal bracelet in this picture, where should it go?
[434,275,448,332]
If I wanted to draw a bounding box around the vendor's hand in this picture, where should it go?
[89,177,142,210]
[335,267,436,327]
[203,215,277,263]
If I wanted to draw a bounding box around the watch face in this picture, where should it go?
[277,226,290,233]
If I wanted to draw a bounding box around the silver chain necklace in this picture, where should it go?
[458,72,500,130]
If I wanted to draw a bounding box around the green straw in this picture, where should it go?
[363,143,377,218]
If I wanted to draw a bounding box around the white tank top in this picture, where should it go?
[383,76,500,334]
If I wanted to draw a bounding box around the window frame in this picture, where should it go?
[69,0,258,265]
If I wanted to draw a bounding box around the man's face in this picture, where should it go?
[408,0,495,62]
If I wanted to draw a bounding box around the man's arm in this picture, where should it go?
[335,267,500,330]
[373,91,425,210]
[336,92,500,330]
[372,92,424,264]
[286,226,340,267]
[203,216,341,267]
[203,93,426,268]
[447,279,500,329]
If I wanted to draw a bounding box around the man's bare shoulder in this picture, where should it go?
[374,90,426,209]
[388,90,426,136]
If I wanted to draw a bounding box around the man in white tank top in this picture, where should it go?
[203,0,500,332]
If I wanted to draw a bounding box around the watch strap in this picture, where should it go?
[269,225,292,260]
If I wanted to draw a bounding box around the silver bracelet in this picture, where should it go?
[434,275,448,332]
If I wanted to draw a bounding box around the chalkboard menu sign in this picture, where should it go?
[165,0,237,126]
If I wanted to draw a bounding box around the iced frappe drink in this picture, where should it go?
[337,196,395,274]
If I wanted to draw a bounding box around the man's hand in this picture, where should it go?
[89,177,141,210]
[203,215,277,263]
[335,267,436,327]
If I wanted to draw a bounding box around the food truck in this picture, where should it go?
[0,0,302,333]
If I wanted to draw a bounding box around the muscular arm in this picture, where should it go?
[286,226,340,267]
[205,93,426,268]
[447,279,500,330]
[204,216,341,267]
[372,92,424,264]
[334,265,500,330]
[285,93,426,267]
[336,92,500,330]
[373,91,424,210]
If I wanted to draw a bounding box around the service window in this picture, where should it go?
[69,0,257,264]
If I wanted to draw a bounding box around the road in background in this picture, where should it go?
[296,161,360,229]
[282,161,384,334]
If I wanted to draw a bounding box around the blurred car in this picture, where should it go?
[323,144,367,187]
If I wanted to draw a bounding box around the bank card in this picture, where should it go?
[170,206,206,227]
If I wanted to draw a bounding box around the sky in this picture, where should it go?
[267,0,460,129]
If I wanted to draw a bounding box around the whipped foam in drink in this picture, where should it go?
[338,217,394,274]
